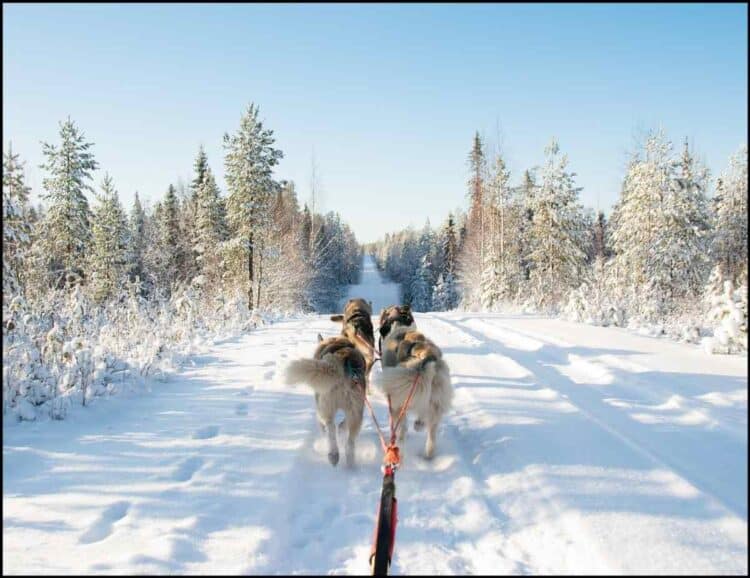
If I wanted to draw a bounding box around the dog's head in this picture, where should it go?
[378,304,415,340]
[330,298,373,324]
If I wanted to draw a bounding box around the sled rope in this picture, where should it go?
[358,370,421,469]
[356,370,420,576]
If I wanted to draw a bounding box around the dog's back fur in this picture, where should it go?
[375,305,453,459]
[331,298,376,374]
[284,336,366,467]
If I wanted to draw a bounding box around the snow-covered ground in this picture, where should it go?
[3,257,747,574]
[341,255,400,313]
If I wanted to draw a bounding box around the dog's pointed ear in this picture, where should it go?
[317,333,324,342]
[330,314,344,323]
[402,304,412,313]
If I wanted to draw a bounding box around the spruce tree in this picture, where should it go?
[712,145,748,284]
[128,192,146,288]
[411,254,434,312]
[223,103,283,310]
[441,213,458,277]
[89,174,129,302]
[528,138,588,309]
[39,117,98,288]
[195,165,227,284]
[160,184,182,290]
[3,143,32,299]
[300,204,312,259]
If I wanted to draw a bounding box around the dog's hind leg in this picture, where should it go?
[315,394,327,433]
[424,421,438,459]
[326,417,339,466]
[344,408,363,468]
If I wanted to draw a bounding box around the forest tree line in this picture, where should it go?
[2,103,361,419]
[371,131,747,354]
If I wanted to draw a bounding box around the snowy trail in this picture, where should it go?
[341,255,401,313]
[3,258,747,574]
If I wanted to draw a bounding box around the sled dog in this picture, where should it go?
[375,305,453,459]
[330,298,376,376]
[284,335,366,467]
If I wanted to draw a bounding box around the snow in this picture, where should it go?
[3,257,747,574]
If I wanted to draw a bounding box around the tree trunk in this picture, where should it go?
[247,232,254,311]
[256,243,263,310]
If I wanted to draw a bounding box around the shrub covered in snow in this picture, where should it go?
[2,280,278,422]
[701,271,748,354]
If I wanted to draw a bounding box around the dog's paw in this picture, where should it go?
[328,450,340,466]
[413,419,425,432]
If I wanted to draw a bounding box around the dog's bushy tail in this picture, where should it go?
[284,356,344,394]
[376,360,438,398]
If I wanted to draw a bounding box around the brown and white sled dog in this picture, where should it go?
[330,298,376,376]
[375,305,453,459]
[284,336,366,467]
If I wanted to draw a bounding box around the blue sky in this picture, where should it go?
[3,3,747,243]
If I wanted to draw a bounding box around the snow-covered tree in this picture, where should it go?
[702,267,747,354]
[711,145,748,284]
[194,165,227,285]
[411,254,434,312]
[611,131,711,319]
[191,145,209,205]
[127,192,146,288]
[527,138,588,309]
[592,210,610,260]
[441,213,458,278]
[3,143,32,300]
[653,138,711,300]
[432,272,459,311]
[223,103,283,310]
[88,174,130,302]
[458,132,489,309]
[38,117,98,288]
[518,169,537,282]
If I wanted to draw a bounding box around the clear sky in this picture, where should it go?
[3,3,747,243]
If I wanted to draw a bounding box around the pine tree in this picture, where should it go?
[300,204,312,259]
[39,117,98,288]
[128,192,147,289]
[712,145,748,284]
[527,138,588,309]
[459,132,488,307]
[411,254,433,312]
[3,143,32,299]
[519,169,537,281]
[160,184,182,291]
[592,211,609,260]
[654,138,710,300]
[432,272,458,311]
[194,165,228,285]
[89,174,129,302]
[611,131,711,318]
[223,103,283,310]
[441,213,458,277]
[191,145,209,205]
